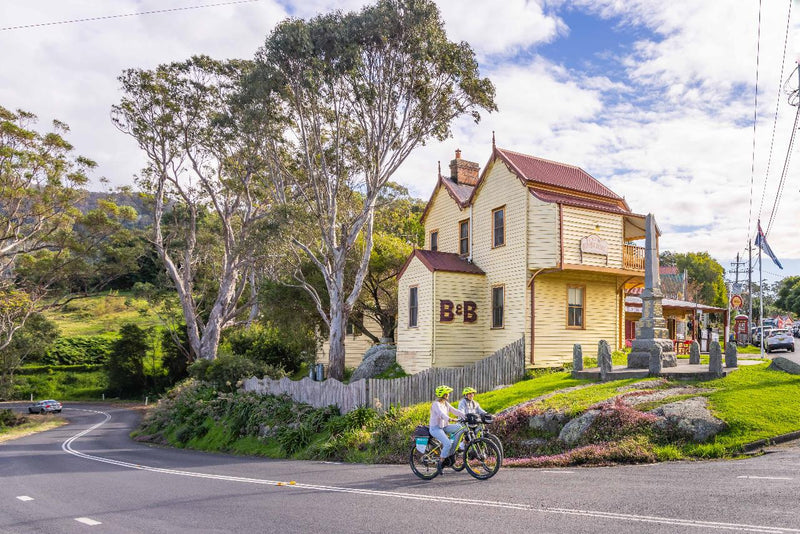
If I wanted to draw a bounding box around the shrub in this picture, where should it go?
[188,353,285,392]
[106,323,147,397]
[44,334,116,365]
[226,325,304,373]
[0,409,28,428]
[161,326,191,386]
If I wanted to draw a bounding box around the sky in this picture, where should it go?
[1,0,799,284]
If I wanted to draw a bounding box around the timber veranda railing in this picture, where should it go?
[241,337,526,414]
[623,243,646,271]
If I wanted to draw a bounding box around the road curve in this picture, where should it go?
[2,403,800,533]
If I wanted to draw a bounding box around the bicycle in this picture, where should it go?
[451,413,503,471]
[409,415,502,480]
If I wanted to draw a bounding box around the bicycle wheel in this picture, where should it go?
[483,431,504,458]
[409,442,440,480]
[464,438,502,480]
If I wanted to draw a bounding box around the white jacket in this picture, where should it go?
[458,398,486,415]
[429,400,464,429]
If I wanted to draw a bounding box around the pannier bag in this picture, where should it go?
[413,425,430,453]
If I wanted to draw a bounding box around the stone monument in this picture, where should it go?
[709,341,723,377]
[627,214,678,369]
[598,340,612,380]
[724,341,738,368]
[573,344,583,371]
[689,340,700,364]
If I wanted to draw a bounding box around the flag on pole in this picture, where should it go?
[754,221,783,269]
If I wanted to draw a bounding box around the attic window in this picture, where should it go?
[492,206,505,248]
[430,230,438,251]
[459,220,470,256]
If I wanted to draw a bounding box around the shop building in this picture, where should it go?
[396,143,651,372]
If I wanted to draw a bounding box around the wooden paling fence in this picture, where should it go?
[367,337,525,411]
[240,376,367,414]
[241,337,525,414]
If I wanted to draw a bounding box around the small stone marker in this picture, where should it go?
[649,344,663,376]
[573,344,583,371]
[598,339,612,380]
[724,341,738,368]
[689,340,700,365]
[709,341,723,377]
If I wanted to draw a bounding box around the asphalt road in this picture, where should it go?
[3,403,800,533]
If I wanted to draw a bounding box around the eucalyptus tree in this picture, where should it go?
[0,106,132,353]
[250,0,496,379]
[113,56,281,361]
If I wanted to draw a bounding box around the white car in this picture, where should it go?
[765,329,795,353]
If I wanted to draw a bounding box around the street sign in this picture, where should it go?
[731,294,743,309]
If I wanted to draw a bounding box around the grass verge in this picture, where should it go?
[0,416,67,443]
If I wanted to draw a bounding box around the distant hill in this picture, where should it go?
[78,191,153,230]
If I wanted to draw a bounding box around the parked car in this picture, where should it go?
[751,327,771,346]
[765,329,795,353]
[27,400,62,414]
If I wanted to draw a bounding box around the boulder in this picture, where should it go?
[769,356,800,375]
[350,344,397,381]
[529,410,569,435]
[558,409,601,446]
[649,397,726,443]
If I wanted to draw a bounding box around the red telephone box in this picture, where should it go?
[734,314,749,344]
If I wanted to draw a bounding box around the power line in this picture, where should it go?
[765,102,800,237]
[0,0,264,32]
[756,0,794,223]
[746,0,764,245]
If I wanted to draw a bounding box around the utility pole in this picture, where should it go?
[730,253,746,293]
[748,241,753,338]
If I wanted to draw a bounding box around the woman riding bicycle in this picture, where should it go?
[429,385,464,470]
[458,387,486,415]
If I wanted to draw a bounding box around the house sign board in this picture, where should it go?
[440,300,477,323]
[730,294,743,309]
[580,235,608,256]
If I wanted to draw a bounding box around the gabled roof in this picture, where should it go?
[397,249,485,280]
[420,175,473,224]
[494,147,624,202]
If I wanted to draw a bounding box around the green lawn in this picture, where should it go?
[46,292,161,336]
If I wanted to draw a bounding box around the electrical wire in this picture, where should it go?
[756,0,794,223]
[0,0,264,32]
[765,103,800,237]
[746,0,764,246]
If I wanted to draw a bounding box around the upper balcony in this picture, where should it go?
[623,243,645,271]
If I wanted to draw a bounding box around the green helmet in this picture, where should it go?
[435,385,453,398]
[462,387,477,395]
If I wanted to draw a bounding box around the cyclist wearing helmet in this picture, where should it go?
[429,385,465,470]
[458,387,486,415]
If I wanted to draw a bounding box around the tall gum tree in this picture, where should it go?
[113,56,280,361]
[249,0,496,380]
[0,106,133,354]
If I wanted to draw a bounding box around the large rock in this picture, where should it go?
[769,356,800,375]
[350,344,397,381]
[650,397,726,442]
[529,410,569,435]
[558,409,601,446]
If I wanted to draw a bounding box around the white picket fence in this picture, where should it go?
[241,337,525,413]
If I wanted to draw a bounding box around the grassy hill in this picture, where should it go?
[46,292,161,336]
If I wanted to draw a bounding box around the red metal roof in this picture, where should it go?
[529,187,630,215]
[397,249,485,280]
[496,147,623,201]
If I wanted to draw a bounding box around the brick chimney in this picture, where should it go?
[449,149,479,186]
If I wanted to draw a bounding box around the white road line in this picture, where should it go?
[61,408,800,534]
[16,496,33,501]
[737,476,793,480]
[540,470,575,474]
[75,518,102,526]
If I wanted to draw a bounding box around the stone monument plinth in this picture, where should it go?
[627,213,677,369]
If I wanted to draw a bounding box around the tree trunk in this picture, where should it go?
[327,301,348,381]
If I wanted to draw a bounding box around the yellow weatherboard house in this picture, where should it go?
[396,142,652,372]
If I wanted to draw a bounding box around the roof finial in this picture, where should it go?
[437,160,442,178]
[492,130,496,149]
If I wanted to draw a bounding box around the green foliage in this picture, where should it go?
[16,364,103,375]
[0,409,28,428]
[106,323,147,397]
[44,333,116,365]
[6,368,107,400]
[775,276,800,316]
[373,362,409,379]
[661,251,727,307]
[161,326,191,386]
[188,353,285,392]
[226,325,304,373]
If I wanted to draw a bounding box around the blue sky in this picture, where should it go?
[0,0,798,283]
